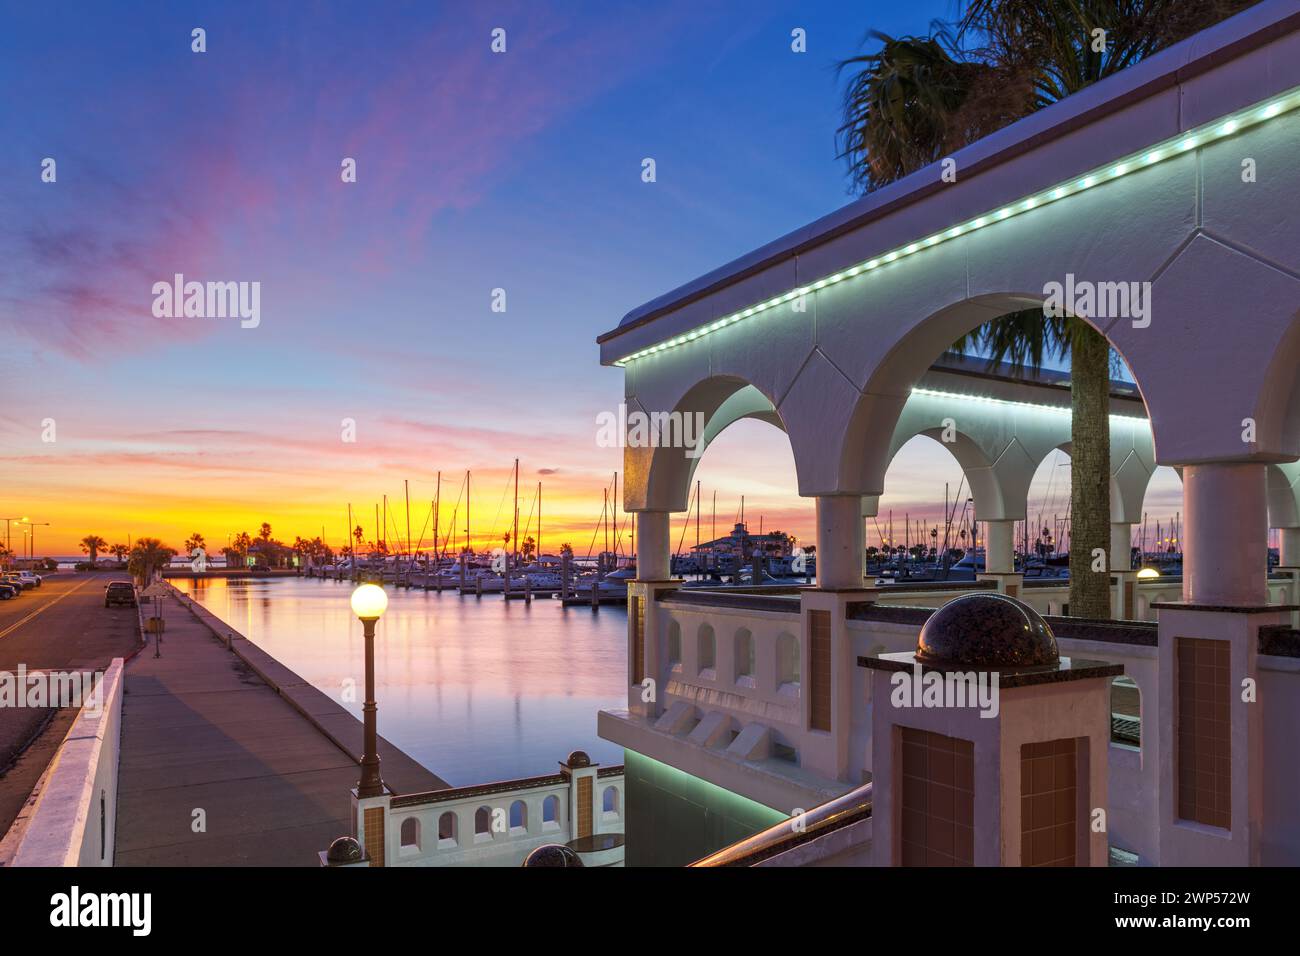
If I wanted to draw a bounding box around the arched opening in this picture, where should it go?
[734,628,755,683]
[602,786,621,818]
[400,816,420,850]
[1110,676,1141,749]
[667,619,682,667]
[697,624,716,675]
[839,289,1162,619]
[873,434,983,578]
[474,805,493,841]
[438,811,458,847]
[776,632,799,689]
[669,414,810,585]
[542,794,560,829]
[509,799,528,834]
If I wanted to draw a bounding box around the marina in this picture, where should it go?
[172,575,628,786]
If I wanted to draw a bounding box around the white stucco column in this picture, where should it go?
[1279,528,1300,568]
[1110,522,1134,572]
[635,511,671,580]
[984,520,1016,574]
[815,495,864,590]
[1182,463,1267,606]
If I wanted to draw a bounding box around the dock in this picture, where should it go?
[114,587,445,866]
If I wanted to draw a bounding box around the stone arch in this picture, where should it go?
[835,292,1165,498]
[624,374,791,513]
[1266,462,1300,529]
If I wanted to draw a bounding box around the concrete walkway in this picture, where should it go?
[115,590,444,866]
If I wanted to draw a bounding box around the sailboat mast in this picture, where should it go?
[513,458,519,568]
[466,470,471,556]
[696,480,701,553]
[538,481,542,559]
[435,471,441,559]
[405,479,411,566]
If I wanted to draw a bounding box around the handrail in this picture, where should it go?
[688,781,872,867]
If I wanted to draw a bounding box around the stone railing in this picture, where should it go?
[378,765,625,867]
[4,658,125,866]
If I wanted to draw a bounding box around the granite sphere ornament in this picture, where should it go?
[916,592,1058,668]
[522,844,585,867]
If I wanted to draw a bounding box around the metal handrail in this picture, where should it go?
[688,781,873,867]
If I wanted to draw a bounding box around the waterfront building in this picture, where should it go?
[597,2,1300,866]
[688,522,794,568]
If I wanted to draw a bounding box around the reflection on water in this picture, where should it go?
[175,576,627,786]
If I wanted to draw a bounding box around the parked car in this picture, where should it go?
[249,563,271,572]
[17,571,41,588]
[104,582,138,607]
[3,573,29,592]
[0,582,19,600]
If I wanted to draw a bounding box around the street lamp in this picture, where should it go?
[350,583,388,798]
[23,520,49,564]
[0,517,26,568]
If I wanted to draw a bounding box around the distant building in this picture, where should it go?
[689,522,793,563]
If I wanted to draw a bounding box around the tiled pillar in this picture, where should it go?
[626,579,678,718]
[1152,461,1283,865]
[562,756,600,840]
[815,495,864,590]
[799,586,875,783]
[351,788,392,867]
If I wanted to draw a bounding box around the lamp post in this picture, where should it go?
[1,517,26,569]
[24,521,49,564]
[350,583,388,797]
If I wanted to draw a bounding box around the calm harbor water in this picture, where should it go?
[174,576,627,787]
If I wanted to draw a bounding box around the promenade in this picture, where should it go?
[114,588,445,866]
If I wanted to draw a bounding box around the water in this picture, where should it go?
[174,576,627,787]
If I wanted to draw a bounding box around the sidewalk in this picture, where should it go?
[115,591,445,866]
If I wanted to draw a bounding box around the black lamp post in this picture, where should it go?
[350,583,388,797]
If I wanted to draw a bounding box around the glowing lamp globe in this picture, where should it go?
[351,583,388,620]
[1136,567,1161,580]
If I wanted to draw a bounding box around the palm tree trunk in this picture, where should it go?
[1069,319,1112,619]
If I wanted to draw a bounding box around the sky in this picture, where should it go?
[0,0,1182,558]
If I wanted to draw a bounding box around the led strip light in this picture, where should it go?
[614,86,1300,367]
[910,386,1148,423]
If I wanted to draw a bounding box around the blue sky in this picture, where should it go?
[0,0,1179,553]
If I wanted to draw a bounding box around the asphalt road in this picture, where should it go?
[0,571,143,838]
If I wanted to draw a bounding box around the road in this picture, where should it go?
[0,571,143,838]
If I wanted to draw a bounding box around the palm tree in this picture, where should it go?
[109,543,130,566]
[129,537,176,585]
[79,534,108,567]
[232,531,253,567]
[259,522,272,542]
[184,532,206,554]
[837,0,1254,618]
